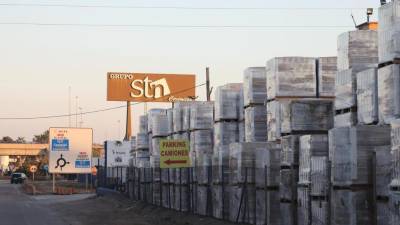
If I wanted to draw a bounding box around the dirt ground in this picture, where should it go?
[53,194,243,225]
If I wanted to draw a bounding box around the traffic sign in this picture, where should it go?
[160,140,191,169]
[49,128,93,174]
[30,165,37,173]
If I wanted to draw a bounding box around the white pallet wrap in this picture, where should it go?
[212,146,230,184]
[173,185,189,212]
[280,99,334,134]
[215,84,243,121]
[139,115,148,133]
[229,142,264,185]
[239,120,245,142]
[310,156,329,197]
[213,121,239,147]
[182,106,191,131]
[161,183,173,208]
[229,185,256,224]
[243,67,267,106]
[147,108,167,133]
[335,69,357,110]
[266,57,317,100]
[172,102,187,132]
[212,184,230,220]
[334,112,357,127]
[299,135,329,186]
[329,125,391,186]
[245,106,267,142]
[331,189,373,225]
[136,133,149,150]
[190,130,213,155]
[130,136,136,152]
[281,135,300,166]
[375,146,392,197]
[337,30,378,72]
[190,101,214,130]
[378,64,400,124]
[267,100,281,141]
[280,202,296,225]
[167,109,173,135]
[196,153,212,185]
[318,57,337,97]
[357,68,379,124]
[391,119,400,187]
[254,141,281,188]
[377,200,390,225]
[150,155,160,170]
[152,114,169,137]
[280,168,299,201]
[255,189,281,225]
[378,0,400,63]
[196,185,211,216]
[311,200,329,225]
[389,191,400,225]
[151,137,166,156]
[297,187,311,225]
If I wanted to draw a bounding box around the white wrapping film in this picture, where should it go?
[281,135,300,166]
[189,101,214,130]
[254,141,281,188]
[136,133,149,150]
[337,30,378,72]
[334,112,357,128]
[391,119,400,187]
[331,190,372,225]
[378,0,400,63]
[214,121,239,146]
[139,115,148,133]
[310,156,329,197]
[266,57,317,100]
[214,84,243,121]
[378,64,400,124]
[335,69,357,110]
[245,106,267,142]
[151,114,169,137]
[166,109,173,135]
[318,57,337,97]
[374,145,392,197]
[356,68,379,124]
[147,108,167,133]
[243,67,267,106]
[267,100,281,141]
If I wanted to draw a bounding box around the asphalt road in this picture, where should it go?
[0,180,69,225]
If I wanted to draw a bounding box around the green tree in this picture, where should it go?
[15,137,26,143]
[32,130,49,144]
[0,136,14,143]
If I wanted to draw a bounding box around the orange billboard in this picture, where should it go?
[107,72,196,102]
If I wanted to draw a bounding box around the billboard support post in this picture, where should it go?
[124,101,132,141]
[52,174,55,193]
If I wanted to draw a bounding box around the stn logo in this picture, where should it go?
[130,77,171,99]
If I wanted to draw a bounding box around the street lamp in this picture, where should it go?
[367,8,373,23]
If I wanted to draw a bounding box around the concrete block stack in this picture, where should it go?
[298,135,329,225]
[375,145,392,224]
[390,120,400,225]
[212,84,243,220]
[356,68,379,125]
[254,142,281,225]
[334,30,378,127]
[243,67,267,142]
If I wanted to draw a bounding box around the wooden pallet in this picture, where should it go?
[378,58,400,68]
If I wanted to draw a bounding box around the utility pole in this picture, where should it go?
[79,107,83,128]
[75,96,79,128]
[124,101,132,141]
[68,86,71,127]
[206,67,211,101]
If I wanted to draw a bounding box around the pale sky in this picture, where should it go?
[0,0,380,143]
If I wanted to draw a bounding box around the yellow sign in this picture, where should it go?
[160,140,191,168]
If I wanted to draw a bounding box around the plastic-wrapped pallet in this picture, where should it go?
[139,115,148,133]
[213,122,238,147]
[255,189,281,225]
[190,130,213,155]
[378,0,400,63]
[238,120,245,142]
[378,64,400,124]
[243,67,267,106]
[331,190,373,225]
[151,137,166,156]
[215,84,243,121]
[357,68,378,124]
[280,202,296,225]
[299,135,329,185]
[335,69,357,110]
[174,185,189,212]
[196,153,212,185]
[229,142,267,185]
[337,30,378,73]
[212,146,230,184]
[254,141,281,188]
[130,136,136,152]
[147,109,167,133]
[229,185,256,224]
[172,132,189,141]
[172,102,185,132]
[329,125,391,186]
[245,106,267,142]
[375,146,392,197]
[281,135,300,166]
[212,184,230,220]
[280,168,299,201]
[266,57,317,100]
[334,112,357,127]
[310,156,329,197]
[297,187,311,225]
[391,119,400,187]
[152,114,169,137]
[377,201,390,225]
[182,106,191,131]
[318,57,337,97]
[167,109,173,135]
[389,191,400,225]
[196,185,211,216]
[311,200,329,225]
[161,184,173,208]
[280,99,334,134]
[190,101,214,130]
[136,133,149,150]
[267,100,281,141]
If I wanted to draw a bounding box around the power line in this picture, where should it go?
[0,22,354,29]
[0,3,372,10]
[0,83,206,120]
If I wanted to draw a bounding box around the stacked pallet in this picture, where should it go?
[334,30,378,127]
[329,125,390,225]
[243,67,267,142]
[390,119,400,225]
[254,142,281,225]
[212,84,243,220]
